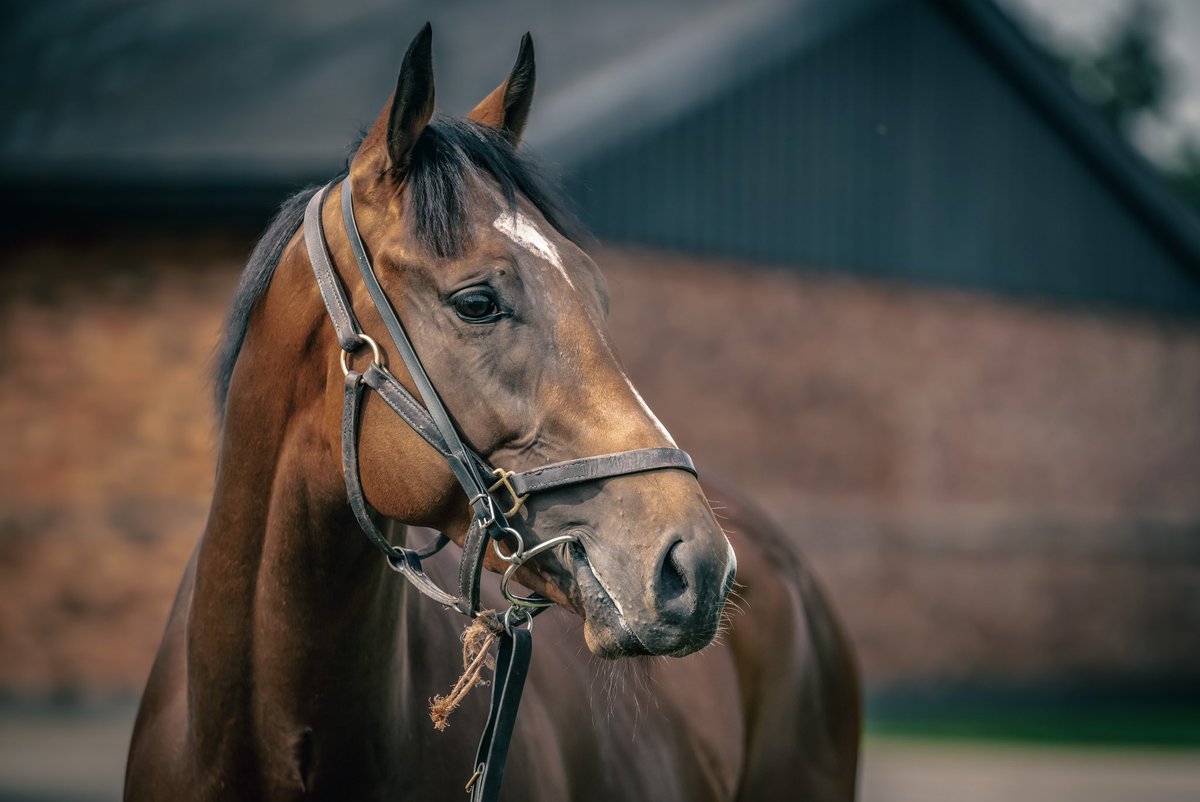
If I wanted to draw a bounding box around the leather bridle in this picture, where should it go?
[302,177,698,802]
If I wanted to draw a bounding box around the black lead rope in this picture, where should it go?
[467,627,532,801]
[304,178,700,802]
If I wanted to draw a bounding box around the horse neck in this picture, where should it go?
[184,246,462,793]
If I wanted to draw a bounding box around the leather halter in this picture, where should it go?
[302,177,697,801]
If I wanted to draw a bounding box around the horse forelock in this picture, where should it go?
[405,116,581,258]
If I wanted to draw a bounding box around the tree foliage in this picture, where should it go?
[1065,1,1166,133]
[1054,1,1200,219]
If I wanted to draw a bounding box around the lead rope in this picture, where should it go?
[466,622,534,801]
[430,611,501,731]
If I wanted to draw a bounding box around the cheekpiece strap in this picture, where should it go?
[304,185,363,352]
[340,177,500,530]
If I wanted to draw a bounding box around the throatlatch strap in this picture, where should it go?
[469,628,533,802]
[341,373,392,556]
[361,363,451,457]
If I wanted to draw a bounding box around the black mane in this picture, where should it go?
[213,117,581,420]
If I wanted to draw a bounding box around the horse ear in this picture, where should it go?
[386,23,436,175]
[467,33,535,145]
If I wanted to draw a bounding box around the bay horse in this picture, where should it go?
[126,25,860,802]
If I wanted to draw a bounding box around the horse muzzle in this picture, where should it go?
[566,521,735,659]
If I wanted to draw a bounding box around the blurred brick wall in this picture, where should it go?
[0,235,234,694]
[604,249,1200,689]
[1,234,1197,696]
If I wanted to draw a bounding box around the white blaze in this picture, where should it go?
[492,211,571,287]
[625,376,677,446]
[493,209,677,448]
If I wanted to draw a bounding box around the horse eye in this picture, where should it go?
[451,288,502,323]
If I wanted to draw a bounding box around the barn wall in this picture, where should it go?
[2,235,1197,694]
[565,0,1200,316]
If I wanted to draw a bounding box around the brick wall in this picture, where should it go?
[1,234,1197,695]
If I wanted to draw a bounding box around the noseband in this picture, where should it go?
[302,177,697,801]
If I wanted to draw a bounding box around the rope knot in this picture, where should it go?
[429,610,501,731]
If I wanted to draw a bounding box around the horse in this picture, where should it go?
[125,25,860,802]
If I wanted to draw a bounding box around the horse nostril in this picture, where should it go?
[657,539,689,603]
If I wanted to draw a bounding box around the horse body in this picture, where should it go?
[126,25,859,801]
[128,479,854,800]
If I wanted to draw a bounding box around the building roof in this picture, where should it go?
[0,0,729,181]
[529,0,1200,280]
[936,0,1200,289]
[6,0,1199,274]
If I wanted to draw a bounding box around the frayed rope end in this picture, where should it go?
[429,610,501,731]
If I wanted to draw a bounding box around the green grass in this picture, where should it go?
[866,700,1200,749]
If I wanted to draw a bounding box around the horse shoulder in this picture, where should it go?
[702,480,861,802]
[125,544,198,800]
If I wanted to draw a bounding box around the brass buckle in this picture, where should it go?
[465,764,484,793]
[488,468,529,517]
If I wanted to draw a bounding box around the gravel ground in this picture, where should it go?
[2,705,1197,802]
[861,737,1200,802]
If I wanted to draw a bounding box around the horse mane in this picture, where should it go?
[213,116,582,421]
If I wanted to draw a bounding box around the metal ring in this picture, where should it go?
[492,527,524,563]
[385,547,408,575]
[495,529,579,605]
[519,532,579,562]
[503,606,533,633]
[339,333,383,376]
[497,530,580,609]
[500,562,555,609]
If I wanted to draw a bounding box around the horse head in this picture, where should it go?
[326,25,735,658]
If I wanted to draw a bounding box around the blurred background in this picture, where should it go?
[2,0,1199,799]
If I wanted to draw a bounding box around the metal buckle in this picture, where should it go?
[503,605,533,634]
[465,763,484,793]
[467,492,498,530]
[488,468,529,517]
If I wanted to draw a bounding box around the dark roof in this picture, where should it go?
[933,0,1200,288]
[0,0,728,182]
[527,0,1200,281]
[5,0,1199,271]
